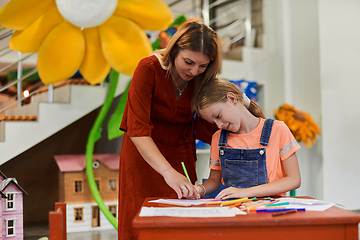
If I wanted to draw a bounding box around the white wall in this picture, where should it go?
[281,0,323,201]
[230,0,360,209]
[318,0,360,210]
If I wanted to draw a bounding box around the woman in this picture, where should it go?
[118,20,222,239]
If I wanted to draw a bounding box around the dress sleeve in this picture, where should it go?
[120,57,155,137]
[194,116,218,144]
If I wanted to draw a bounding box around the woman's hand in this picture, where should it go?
[163,169,200,199]
[131,136,200,199]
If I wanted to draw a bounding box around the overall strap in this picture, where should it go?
[259,119,274,146]
[218,129,229,147]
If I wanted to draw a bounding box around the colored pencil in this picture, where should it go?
[256,208,306,213]
[272,209,297,216]
[181,162,198,199]
[157,201,192,207]
[221,198,250,206]
[265,201,288,207]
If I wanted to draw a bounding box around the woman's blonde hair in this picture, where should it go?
[155,20,222,99]
[193,78,265,119]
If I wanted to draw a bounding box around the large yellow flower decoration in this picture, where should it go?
[0,0,173,85]
[274,104,321,148]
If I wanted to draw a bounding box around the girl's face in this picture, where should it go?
[174,49,210,81]
[199,93,242,133]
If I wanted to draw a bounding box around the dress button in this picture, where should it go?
[259,150,264,155]
[220,150,224,155]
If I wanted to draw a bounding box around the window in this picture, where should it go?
[6,219,16,237]
[109,205,117,217]
[6,193,15,210]
[109,179,116,191]
[74,208,84,222]
[95,179,100,191]
[74,180,83,193]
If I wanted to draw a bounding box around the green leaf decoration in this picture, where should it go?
[107,80,131,140]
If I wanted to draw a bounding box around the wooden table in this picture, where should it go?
[133,197,360,240]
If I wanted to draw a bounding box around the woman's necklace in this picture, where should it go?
[171,74,188,97]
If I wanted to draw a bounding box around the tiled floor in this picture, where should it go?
[66,229,117,240]
[24,221,117,240]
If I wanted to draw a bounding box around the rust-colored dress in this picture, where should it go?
[118,55,216,239]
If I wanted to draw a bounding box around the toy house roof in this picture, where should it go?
[0,170,7,179]
[0,176,28,196]
[54,154,120,172]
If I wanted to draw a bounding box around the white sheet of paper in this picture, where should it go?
[264,197,335,211]
[139,206,246,217]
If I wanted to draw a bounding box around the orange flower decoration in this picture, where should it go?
[274,104,321,147]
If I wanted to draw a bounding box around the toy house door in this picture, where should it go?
[91,206,100,227]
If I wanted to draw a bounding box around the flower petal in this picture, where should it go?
[0,0,56,30]
[79,28,111,85]
[114,0,173,30]
[99,15,152,76]
[37,21,85,85]
[9,7,64,53]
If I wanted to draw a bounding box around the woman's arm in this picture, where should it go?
[195,169,222,197]
[131,136,200,199]
[215,152,301,199]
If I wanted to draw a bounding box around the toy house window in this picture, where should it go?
[109,205,117,217]
[74,180,83,193]
[6,219,16,237]
[74,207,84,222]
[109,179,116,191]
[6,193,15,210]
[95,179,100,191]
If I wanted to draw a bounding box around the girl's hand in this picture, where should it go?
[215,187,252,199]
[163,170,200,199]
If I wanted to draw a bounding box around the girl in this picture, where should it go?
[192,78,301,199]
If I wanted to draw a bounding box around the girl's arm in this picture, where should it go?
[216,152,301,199]
[131,136,200,199]
[195,169,222,197]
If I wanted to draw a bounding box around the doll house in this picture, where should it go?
[0,170,27,240]
[54,154,119,233]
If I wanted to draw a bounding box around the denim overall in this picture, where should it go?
[219,119,274,188]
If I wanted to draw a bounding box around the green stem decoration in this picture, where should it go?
[85,70,119,229]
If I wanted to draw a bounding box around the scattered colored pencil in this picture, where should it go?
[272,209,297,216]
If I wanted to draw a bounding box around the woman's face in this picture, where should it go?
[173,49,210,81]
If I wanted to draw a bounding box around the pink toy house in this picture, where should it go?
[0,170,27,240]
[54,154,119,233]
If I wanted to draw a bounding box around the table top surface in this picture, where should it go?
[133,197,360,229]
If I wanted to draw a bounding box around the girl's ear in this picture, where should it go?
[226,92,238,104]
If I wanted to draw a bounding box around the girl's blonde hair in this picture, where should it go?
[154,20,222,99]
[193,78,265,119]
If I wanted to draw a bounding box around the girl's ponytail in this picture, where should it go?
[248,100,265,119]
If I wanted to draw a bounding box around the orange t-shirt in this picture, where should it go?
[210,118,300,187]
